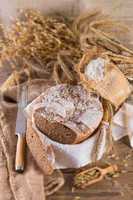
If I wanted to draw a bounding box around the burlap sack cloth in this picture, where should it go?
[0,77,64,200]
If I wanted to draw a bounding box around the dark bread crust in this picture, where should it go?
[34,108,77,144]
[34,108,93,144]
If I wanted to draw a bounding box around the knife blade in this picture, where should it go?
[15,84,28,173]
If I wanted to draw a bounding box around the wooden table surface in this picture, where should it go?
[0,1,133,199]
[48,142,133,200]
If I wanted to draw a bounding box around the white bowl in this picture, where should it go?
[32,122,107,169]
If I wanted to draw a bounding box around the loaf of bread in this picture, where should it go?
[30,84,103,144]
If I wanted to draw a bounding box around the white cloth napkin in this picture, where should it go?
[27,97,133,169]
[32,119,108,169]
[29,102,133,169]
[112,103,133,148]
[26,94,107,169]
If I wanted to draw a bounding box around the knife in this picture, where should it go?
[15,84,28,173]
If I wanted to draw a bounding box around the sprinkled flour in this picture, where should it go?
[85,58,106,81]
[32,84,103,134]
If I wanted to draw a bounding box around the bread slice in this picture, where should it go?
[32,84,103,144]
[26,121,54,175]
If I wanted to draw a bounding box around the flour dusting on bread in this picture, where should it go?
[34,84,103,135]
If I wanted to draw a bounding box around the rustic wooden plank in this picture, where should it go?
[48,142,133,200]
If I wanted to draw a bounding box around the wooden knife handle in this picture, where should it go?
[15,134,26,173]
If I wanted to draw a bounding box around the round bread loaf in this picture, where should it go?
[33,84,103,144]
